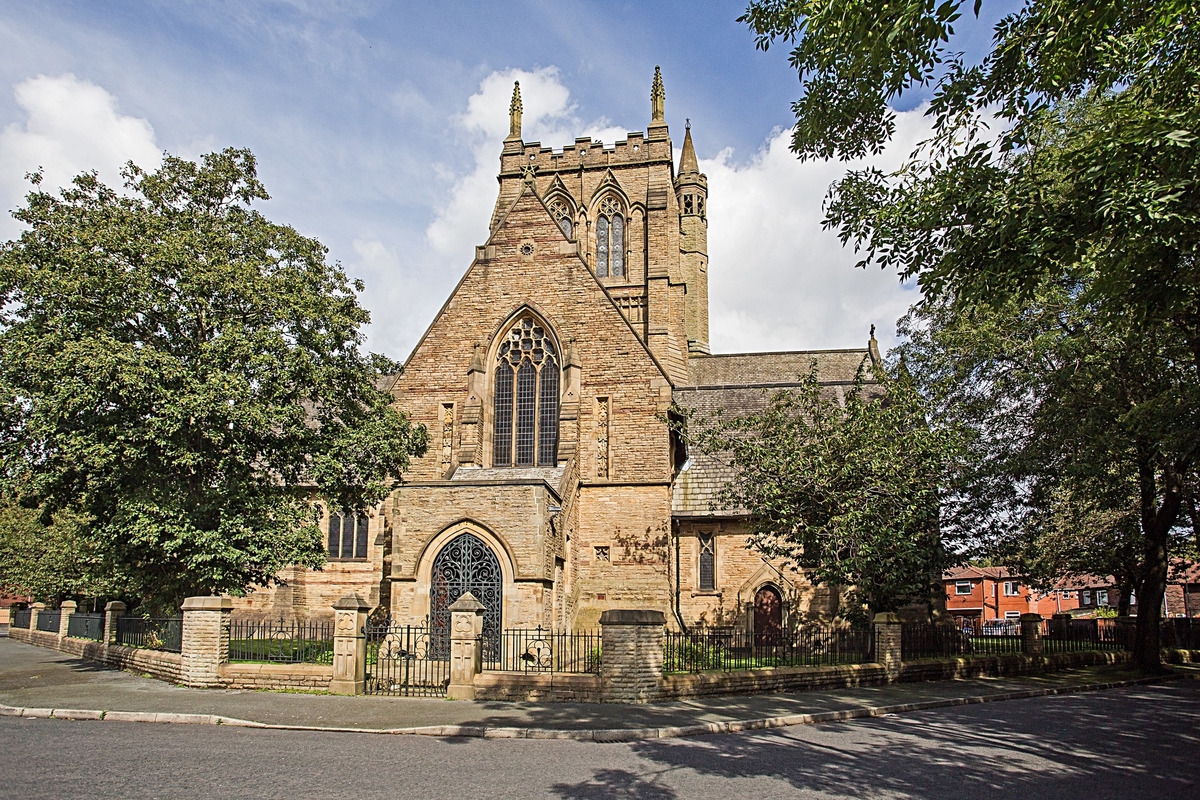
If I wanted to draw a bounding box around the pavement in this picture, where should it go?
[0,636,1193,741]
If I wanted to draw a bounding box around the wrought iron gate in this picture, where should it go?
[363,621,449,697]
[430,532,502,659]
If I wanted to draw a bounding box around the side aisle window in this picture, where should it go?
[698,533,715,591]
[328,511,369,560]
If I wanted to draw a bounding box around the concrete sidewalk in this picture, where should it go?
[0,637,1189,741]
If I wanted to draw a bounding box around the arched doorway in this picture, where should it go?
[430,532,503,657]
[753,585,784,646]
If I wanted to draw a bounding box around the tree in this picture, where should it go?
[741,0,1200,669]
[0,149,428,613]
[0,504,123,604]
[679,363,963,623]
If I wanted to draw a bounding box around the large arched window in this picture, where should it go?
[548,196,574,239]
[493,316,560,467]
[595,196,624,278]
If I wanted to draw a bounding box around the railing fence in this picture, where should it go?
[228,617,334,664]
[35,610,62,633]
[664,626,872,674]
[11,608,32,629]
[116,616,183,653]
[363,621,449,697]
[483,627,601,674]
[67,613,105,641]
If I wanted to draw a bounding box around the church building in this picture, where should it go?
[237,69,879,643]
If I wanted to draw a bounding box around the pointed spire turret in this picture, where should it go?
[651,66,665,122]
[508,81,523,141]
[679,120,699,175]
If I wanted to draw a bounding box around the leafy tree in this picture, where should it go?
[679,364,963,622]
[0,504,123,604]
[0,149,428,613]
[742,0,1200,669]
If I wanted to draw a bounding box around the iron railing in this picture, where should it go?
[364,621,450,697]
[483,627,601,674]
[663,626,872,674]
[1160,618,1198,650]
[116,616,183,653]
[901,623,971,659]
[36,610,62,633]
[67,613,105,641]
[1039,618,1124,654]
[11,608,31,629]
[228,617,334,664]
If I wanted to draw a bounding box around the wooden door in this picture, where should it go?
[754,585,783,646]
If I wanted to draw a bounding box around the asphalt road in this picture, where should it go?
[2,681,1196,800]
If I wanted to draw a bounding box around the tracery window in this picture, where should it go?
[698,533,715,591]
[493,317,560,467]
[328,510,369,560]
[595,196,624,278]
[549,197,573,239]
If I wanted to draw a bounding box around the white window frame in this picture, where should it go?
[955,581,973,595]
[1003,581,1020,597]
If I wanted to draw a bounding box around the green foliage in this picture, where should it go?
[679,363,963,621]
[0,149,428,612]
[743,0,1200,668]
[0,504,123,602]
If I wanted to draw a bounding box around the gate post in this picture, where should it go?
[873,612,902,678]
[181,596,231,688]
[104,601,125,646]
[58,600,77,641]
[330,594,371,695]
[447,592,485,701]
[599,610,665,703]
[1020,613,1044,657]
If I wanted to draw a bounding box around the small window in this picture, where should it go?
[683,194,694,215]
[1004,611,1021,620]
[594,546,610,563]
[328,511,369,560]
[1096,590,1108,606]
[698,533,715,591]
[1003,581,1019,597]
[1082,590,1092,605]
[955,581,973,595]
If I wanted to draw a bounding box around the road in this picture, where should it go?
[2,681,1196,799]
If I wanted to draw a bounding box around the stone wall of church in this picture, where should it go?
[674,521,840,631]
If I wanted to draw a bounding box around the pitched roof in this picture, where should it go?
[687,349,870,388]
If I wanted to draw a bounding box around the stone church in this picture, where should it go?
[237,69,879,642]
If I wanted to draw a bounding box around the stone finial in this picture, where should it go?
[508,81,523,141]
[651,66,665,122]
[868,324,882,368]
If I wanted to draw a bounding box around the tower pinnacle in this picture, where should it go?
[508,81,522,141]
[679,122,699,175]
[651,66,665,122]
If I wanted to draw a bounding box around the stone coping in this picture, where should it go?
[599,610,666,625]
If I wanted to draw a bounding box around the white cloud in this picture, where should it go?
[702,107,935,354]
[0,74,161,235]
[425,67,627,265]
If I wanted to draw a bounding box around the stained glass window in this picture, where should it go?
[550,198,573,239]
[596,196,624,279]
[698,533,715,590]
[493,317,560,467]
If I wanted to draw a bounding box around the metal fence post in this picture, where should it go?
[873,612,902,678]
[58,600,76,641]
[1020,613,1044,656]
[447,593,485,700]
[330,594,371,695]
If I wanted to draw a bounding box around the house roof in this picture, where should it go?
[671,348,876,517]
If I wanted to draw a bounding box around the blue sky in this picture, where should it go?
[0,1,1014,360]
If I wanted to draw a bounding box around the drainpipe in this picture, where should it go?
[672,519,687,633]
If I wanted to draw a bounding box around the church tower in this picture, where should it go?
[675,121,709,355]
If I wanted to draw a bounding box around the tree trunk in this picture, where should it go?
[1133,457,1182,672]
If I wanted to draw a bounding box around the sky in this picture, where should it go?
[0,1,1013,360]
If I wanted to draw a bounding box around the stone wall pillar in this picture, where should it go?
[1020,612,1044,656]
[58,600,76,640]
[180,596,231,688]
[1048,612,1071,639]
[447,592,485,701]
[873,612,902,677]
[600,610,665,703]
[30,602,45,632]
[104,601,126,646]
[329,593,371,695]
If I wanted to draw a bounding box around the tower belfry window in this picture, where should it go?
[595,196,624,279]
[493,317,560,467]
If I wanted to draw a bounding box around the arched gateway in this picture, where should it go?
[430,532,503,655]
